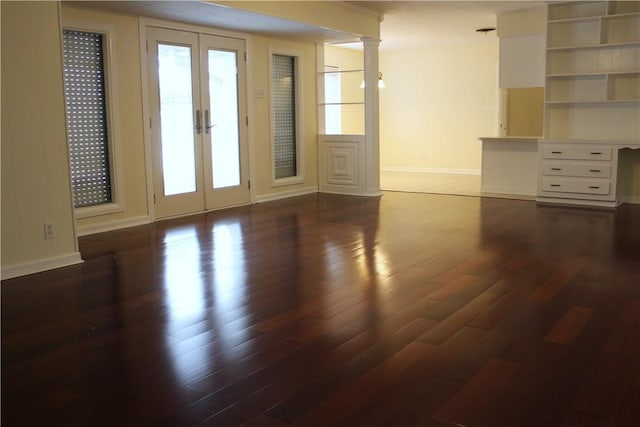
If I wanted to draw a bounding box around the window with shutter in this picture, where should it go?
[62,29,113,208]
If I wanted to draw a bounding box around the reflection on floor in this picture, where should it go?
[3,193,640,425]
[380,170,481,197]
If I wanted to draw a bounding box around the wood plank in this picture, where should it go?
[435,358,522,426]
[266,341,435,426]
[419,291,501,344]
[264,317,437,423]
[528,256,588,302]
[544,305,594,345]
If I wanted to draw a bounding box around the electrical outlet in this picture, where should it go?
[44,222,55,240]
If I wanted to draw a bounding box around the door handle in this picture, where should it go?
[205,110,216,133]
[195,110,202,134]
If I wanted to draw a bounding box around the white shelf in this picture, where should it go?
[608,1,640,15]
[541,2,640,207]
[547,41,640,51]
[548,1,608,21]
[602,13,640,44]
[547,1,640,21]
[317,69,364,74]
[548,11,640,23]
[546,44,639,77]
[545,103,640,140]
[547,71,640,77]
[547,17,601,47]
[319,102,364,106]
[545,71,640,103]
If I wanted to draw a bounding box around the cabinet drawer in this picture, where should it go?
[542,178,611,195]
[542,145,612,160]
[542,161,612,178]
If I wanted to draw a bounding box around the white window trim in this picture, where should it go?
[269,47,304,187]
[62,21,125,219]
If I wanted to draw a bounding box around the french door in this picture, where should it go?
[147,27,249,219]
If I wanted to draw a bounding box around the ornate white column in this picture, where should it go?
[362,37,382,196]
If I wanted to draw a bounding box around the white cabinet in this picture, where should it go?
[480,137,539,198]
[541,162,612,178]
[538,141,619,206]
[538,1,640,207]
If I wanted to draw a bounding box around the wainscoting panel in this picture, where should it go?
[319,134,366,195]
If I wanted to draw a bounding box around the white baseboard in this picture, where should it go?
[381,166,481,175]
[1,252,83,281]
[319,187,384,197]
[481,191,536,201]
[364,189,384,197]
[76,215,151,236]
[481,186,537,198]
[537,197,618,209]
[255,186,318,203]
[622,196,640,205]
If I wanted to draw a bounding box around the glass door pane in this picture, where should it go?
[157,44,197,196]
[200,34,249,211]
[208,49,241,189]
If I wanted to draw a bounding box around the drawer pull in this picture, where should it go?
[551,167,562,171]
[589,169,601,173]
[550,184,561,187]
[589,186,600,189]
[590,152,602,155]
[551,151,563,154]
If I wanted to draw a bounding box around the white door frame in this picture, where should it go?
[139,18,255,221]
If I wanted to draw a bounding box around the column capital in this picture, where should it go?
[360,36,381,45]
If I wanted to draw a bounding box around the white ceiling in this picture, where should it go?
[347,1,545,49]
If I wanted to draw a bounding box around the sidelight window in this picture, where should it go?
[271,51,302,183]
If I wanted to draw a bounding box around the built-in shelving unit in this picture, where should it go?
[539,1,640,207]
[545,1,639,110]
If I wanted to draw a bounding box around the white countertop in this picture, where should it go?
[479,136,540,143]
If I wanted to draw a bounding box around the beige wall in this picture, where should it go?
[497,6,546,38]
[498,7,546,90]
[380,39,498,172]
[1,1,80,276]
[62,6,149,233]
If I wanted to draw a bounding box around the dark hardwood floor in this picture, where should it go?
[2,192,640,426]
